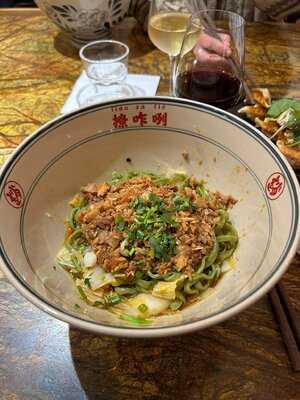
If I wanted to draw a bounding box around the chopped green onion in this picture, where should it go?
[115,215,126,231]
[84,277,91,289]
[138,303,148,313]
[119,313,152,325]
[105,293,122,306]
[77,286,87,300]
[69,207,79,229]
[196,183,209,197]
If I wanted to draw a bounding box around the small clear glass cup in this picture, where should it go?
[77,40,141,106]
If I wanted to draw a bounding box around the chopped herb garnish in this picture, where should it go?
[133,259,146,266]
[149,234,176,261]
[172,194,197,211]
[148,192,163,205]
[196,182,209,197]
[111,171,125,184]
[116,192,179,261]
[115,215,126,231]
[84,277,92,289]
[74,303,80,309]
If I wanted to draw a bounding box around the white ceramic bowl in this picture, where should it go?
[0,97,299,338]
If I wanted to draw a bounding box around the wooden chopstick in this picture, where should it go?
[277,281,300,348]
[269,285,300,372]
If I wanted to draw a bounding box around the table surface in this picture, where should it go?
[1,8,300,400]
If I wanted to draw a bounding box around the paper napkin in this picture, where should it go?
[61,71,160,114]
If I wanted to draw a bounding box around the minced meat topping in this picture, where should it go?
[75,174,236,279]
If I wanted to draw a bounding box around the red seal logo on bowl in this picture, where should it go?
[266,173,285,200]
[4,181,24,208]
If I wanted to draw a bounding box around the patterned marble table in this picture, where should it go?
[0,8,300,400]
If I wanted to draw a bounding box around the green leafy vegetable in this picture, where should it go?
[286,109,300,130]
[266,100,300,147]
[267,99,300,118]
[152,276,185,300]
[56,245,83,273]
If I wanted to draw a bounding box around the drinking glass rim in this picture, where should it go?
[79,40,130,64]
[188,9,245,30]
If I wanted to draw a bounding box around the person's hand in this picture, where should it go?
[193,31,232,64]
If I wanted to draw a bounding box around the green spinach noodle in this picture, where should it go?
[56,171,238,323]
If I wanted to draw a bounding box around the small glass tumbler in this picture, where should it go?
[77,40,136,106]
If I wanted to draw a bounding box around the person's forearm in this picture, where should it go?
[254,0,300,20]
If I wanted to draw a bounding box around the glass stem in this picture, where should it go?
[169,55,176,96]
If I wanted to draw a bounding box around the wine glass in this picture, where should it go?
[148,0,191,95]
[174,10,245,109]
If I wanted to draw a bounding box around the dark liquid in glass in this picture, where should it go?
[175,69,241,109]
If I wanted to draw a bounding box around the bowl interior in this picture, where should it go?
[0,98,298,335]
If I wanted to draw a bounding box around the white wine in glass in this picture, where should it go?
[148,12,191,57]
[148,1,191,95]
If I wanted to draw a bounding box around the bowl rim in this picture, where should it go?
[0,96,299,338]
